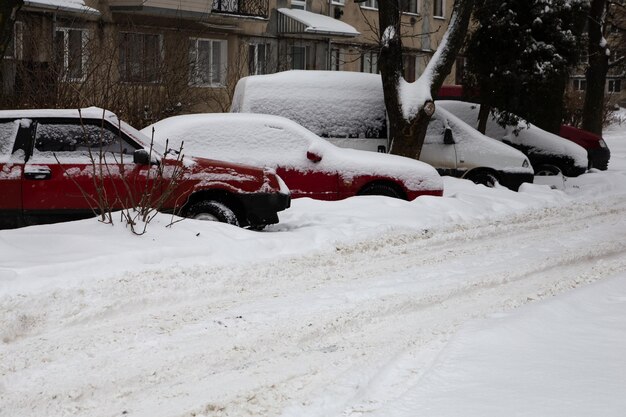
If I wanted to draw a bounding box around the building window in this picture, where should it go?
[54,27,88,81]
[4,21,22,59]
[361,50,378,73]
[573,78,586,91]
[119,32,162,83]
[291,46,307,70]
[291,0,306,10]
[189,38,227,87]
[608,79,622,93]
[249,43,268,75]
[330,48,342,71]
[360,0,378,9]
[434,0,444,17]
[400,0,418,14]
[332,0,345,5]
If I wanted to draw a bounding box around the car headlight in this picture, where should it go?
[599,139,607,148]
[522,159,530,168]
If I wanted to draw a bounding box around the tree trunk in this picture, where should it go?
[477,102,491,134]
[0,0,22,59]
[378,0,475,160]
[582,0,609,136]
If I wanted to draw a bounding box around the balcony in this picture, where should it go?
[212,0,268,18]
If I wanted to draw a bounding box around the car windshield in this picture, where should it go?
[118,119,168,156]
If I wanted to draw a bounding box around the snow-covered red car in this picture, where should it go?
[0,108,290,229]
[142,113,444,201]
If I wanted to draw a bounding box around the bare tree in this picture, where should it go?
[378,0,475,159]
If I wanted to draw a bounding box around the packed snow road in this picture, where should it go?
[2,190,626,417]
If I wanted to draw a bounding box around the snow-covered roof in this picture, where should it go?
[23,0,100,16]
[277,8,360,37]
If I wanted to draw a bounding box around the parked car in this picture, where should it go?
[559,125,610,170]
[231,70,534,190]
[437,100,589,177]
[436,84,610,171]
[0,108,290,229]
[142,113,444,201]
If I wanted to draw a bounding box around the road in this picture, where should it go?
[2,190,626,417]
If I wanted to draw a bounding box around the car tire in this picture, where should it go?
[467,171,498,188]
[185,200,239,226]
[358,183,403,199]
[535,164,562,176]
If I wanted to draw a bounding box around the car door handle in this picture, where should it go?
[24,166,52,180]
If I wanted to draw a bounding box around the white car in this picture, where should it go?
[142,113,444,201]
[438,100,588,177]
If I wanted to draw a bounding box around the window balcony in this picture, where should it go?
[212,0,268,18]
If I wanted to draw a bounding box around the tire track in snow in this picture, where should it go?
[1,196,626,417]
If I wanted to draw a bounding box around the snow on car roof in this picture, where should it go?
[232,70,388,139]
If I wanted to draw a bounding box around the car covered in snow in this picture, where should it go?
[142,113,444,201]
[437,100,589,177]
[0,108,290,229]
[231,70,534,190]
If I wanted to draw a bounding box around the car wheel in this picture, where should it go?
[358,183,403,199]
[468,171,498,187]
[535,164,562,176]
[185,200,239,226]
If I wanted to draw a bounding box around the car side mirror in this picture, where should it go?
[444,128,455,145]
[307,150,322,163]
[133,149,151,165]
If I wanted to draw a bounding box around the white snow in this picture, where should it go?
[1,114,626,417]
[23,0,99,15]
[277,8,360,36]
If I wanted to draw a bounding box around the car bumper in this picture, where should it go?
[497,172,535,191]
[588,147,610,170]
[239,192,291,227]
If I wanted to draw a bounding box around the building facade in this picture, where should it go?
[1,0,456,127]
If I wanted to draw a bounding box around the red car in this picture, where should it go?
[559,125,611,170]
[0,108,290,229]
[143,113,444,201]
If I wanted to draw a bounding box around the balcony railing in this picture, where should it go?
[212,0,268,18]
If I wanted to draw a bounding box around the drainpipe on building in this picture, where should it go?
[327,0,332,70]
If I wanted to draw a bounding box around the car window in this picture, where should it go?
[425,118,445,144]
[0,121,19,163]
[32,122,137,162]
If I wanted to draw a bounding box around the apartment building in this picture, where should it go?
[2,0,456,126]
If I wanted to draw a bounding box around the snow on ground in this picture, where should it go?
[1,118,626,417]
